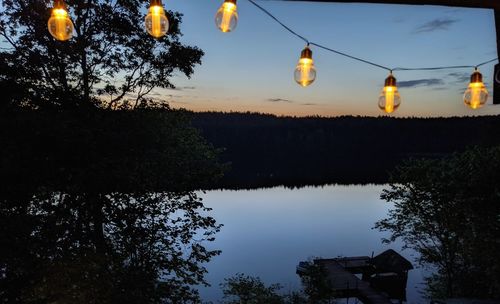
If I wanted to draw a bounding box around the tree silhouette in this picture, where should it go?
[0,110,225,304]
[219,271,333,304]
[221,273,286,304]
[0,1,224,303]
[0,0,202,109]
[375,146,500,299]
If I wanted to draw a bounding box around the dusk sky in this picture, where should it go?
[160,0,500,117]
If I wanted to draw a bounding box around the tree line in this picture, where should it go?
[191,111,500,188]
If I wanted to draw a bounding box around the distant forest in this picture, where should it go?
[191,112,500,188]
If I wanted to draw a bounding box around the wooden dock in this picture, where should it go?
[317,259,393,304]
[297,250,413,304]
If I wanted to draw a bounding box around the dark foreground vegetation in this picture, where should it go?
[192,112,500,188]
[376,146,500,300]
[0,0,228,300]
[0,109,225,303]
[218,266,335,304]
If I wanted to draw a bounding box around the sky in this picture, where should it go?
[156,0,500,117]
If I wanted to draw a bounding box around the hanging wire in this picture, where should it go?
[246,0,309,45]
[392,65,476,72]
[245,0,498,73]
[310,43,392,71]
[392,58,498,71]
[475,58,499,68]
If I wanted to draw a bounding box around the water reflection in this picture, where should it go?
[198,184,427,303]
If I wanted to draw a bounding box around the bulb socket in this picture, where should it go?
[225,0,237,4]
[384,74,397,87]
[300,47,313,60]
[470,70,483,83]
[53,0,66,9]
[150,0,163,6]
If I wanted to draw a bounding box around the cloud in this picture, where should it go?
[166,94,184,98]
[447,72,470,84]
[300,103,318,106]
[398,78,445,88]
[267,98,294,103]
[431,87,449,91]
[413,18,458,34]
[166,86,196,92]
[166,87,182,91]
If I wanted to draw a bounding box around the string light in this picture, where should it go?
[145,0,169,38]
[244,0,498,112]
[215,0,238,33]
[464,68,488,110]
[47,0,73,41]
[43,0,499,111]
[294,45,316,87]
[379,72,401,114]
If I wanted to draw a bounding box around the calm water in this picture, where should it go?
[198,184,427,303]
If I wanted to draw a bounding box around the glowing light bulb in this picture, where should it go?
[378,72,401,114]
[47,0,74,41]
[215,0,238,33]
[145,0,169,38]
[294,46,316,87]
[463,68,488,110]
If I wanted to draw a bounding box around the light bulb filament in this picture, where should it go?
[53,8,68,17]
[150,5,164,38]
[298,58,313,87]
[53,9,68,40]
[469,82,482,109]
[384,86,395,113]
[220,2,236,33]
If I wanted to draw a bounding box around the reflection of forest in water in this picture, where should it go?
[197,185,426,304]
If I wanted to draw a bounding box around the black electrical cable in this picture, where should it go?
[310,42,392,71]
[246,0,498,73]
[246,0,309,45]
[392,58,498,71]
[392,65,476,72]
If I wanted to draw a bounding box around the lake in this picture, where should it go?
[198,184,428,303]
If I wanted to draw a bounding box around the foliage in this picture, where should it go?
[192,112,500,188]
[0,109,224,194]
[299,262,336,303]
[375,146,500,299]
[221,273,286,304]
[0,109,225,303]
[0,0,202,109]
[220,268,335,304]
[0,0,223,302]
